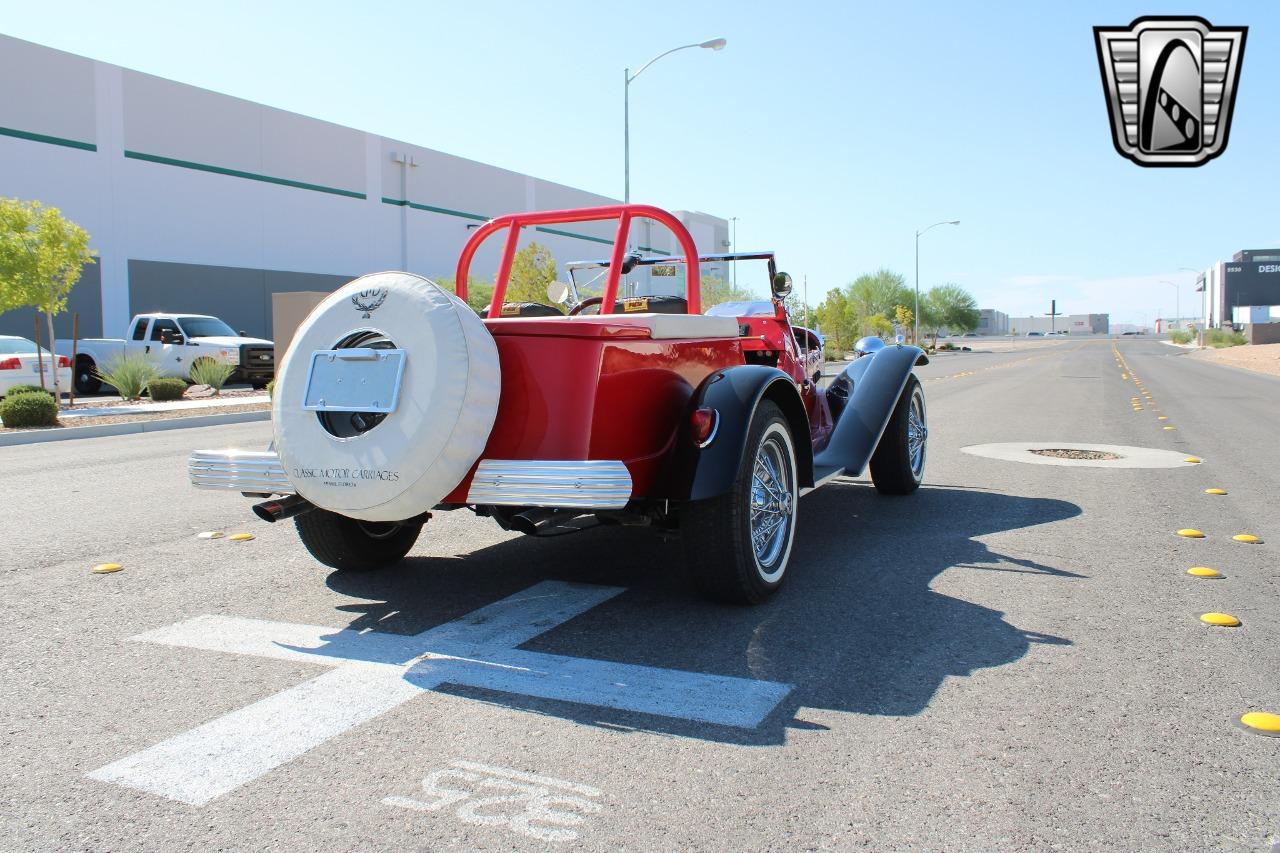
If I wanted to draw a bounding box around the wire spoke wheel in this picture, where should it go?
[870,375,926,495]
[683,400,798,604]
[907,393,927,477]
[751,435,794,568]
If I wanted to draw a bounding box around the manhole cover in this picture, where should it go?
[1029,448,1121,461]
[961,442,1198,469]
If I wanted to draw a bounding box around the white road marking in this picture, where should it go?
[89,581,792,806]
[384,761,603,842]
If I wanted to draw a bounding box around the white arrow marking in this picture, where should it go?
[89,581,792,805]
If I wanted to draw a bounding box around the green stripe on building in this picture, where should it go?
[125,151,365,199]
[381,197,489,221]
[0,126,96,152]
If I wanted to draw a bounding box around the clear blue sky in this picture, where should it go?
[1,0,1275,325]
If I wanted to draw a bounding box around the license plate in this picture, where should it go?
[302,348,406,413]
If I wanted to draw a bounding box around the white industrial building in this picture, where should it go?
[0,34,728,340]
[1007,313,1109,335]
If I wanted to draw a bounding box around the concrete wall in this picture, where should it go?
[0,34,726,342]
[1245,323,1280,345]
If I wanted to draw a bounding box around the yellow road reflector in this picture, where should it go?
[1163,426,1176,430]
[1184,456,1201,463]
[91,563,123,574]
[228,533,256,542]
[1232,534,1262,544]
[1204,488,1227,495]
[1157,415,1168,420]
[1176,529,1206,538]
[1200,612,1241,627]
[1122,373,1128,379]
[197,531,226,539]
[1239,711,1280,736]
[1187,567,1222,578]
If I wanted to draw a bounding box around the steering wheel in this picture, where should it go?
[569,297,605,316]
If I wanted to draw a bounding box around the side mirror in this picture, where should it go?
[238,330,248,337]
[546,281,571,305]
[771,272,793,298]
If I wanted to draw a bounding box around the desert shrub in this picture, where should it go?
[266,379,275,399]
[1168,330,1193,345]
[1205,328,1246,348]
[188,357,236,394]
[4,384,52,398]
[95,352,159,400]
[147,377,188,402]
[0,391,59,427]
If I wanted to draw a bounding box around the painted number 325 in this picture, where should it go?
[384,761,603,842]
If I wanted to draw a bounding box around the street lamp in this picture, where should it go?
[914,220,960,344]
[624,38,726,203]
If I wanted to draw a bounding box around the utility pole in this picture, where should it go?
[729,216,739,289]
[1045,298,1062,334]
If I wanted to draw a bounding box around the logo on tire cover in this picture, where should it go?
[351,288,389,318]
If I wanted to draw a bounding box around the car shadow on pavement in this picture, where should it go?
[323,483,1081,746]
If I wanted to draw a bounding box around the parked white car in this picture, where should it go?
[57,313,275,394]
[0,336,72,398]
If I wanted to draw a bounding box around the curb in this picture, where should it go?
[0,408,270,448]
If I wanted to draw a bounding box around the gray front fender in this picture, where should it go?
[813,344,925,476]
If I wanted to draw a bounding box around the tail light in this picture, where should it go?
[57,356,71,368]
[0,358,20,370]
[691,407,718,447]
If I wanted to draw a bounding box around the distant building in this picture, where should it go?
[1007,313,1109,335]
[1197,249,1280,328]
[975,309,1009,335]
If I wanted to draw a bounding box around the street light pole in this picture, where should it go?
[624,38,726,203]
[914,219,960,344]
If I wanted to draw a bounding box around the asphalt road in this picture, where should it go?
[2,337,1278,851]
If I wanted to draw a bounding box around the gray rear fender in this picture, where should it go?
[814,344,926,477]
[680,365,813,502]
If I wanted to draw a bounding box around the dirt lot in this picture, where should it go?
[1191,342,1280,379]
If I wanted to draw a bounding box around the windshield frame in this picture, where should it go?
[566,251,777,310]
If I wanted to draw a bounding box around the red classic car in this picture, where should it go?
[190,204,928,604]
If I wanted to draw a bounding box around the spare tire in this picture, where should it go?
[273,272,500,522]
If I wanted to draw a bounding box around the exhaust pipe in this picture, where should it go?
[508,508,583,536]
[252,494,315,523]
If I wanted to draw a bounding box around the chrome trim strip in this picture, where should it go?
[466,459,633,509]
[189,450,295,494]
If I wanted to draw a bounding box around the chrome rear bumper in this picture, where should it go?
[188,451,633,509]
[189,450,294,494]
[466,459,633,509]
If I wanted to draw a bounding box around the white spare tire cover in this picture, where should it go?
[274,272,499,522]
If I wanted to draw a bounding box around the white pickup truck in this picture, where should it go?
[59,313,275,394]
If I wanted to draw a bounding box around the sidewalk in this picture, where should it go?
[58,393,269,419]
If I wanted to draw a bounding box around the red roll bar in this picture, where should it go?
[454,204,702,315]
